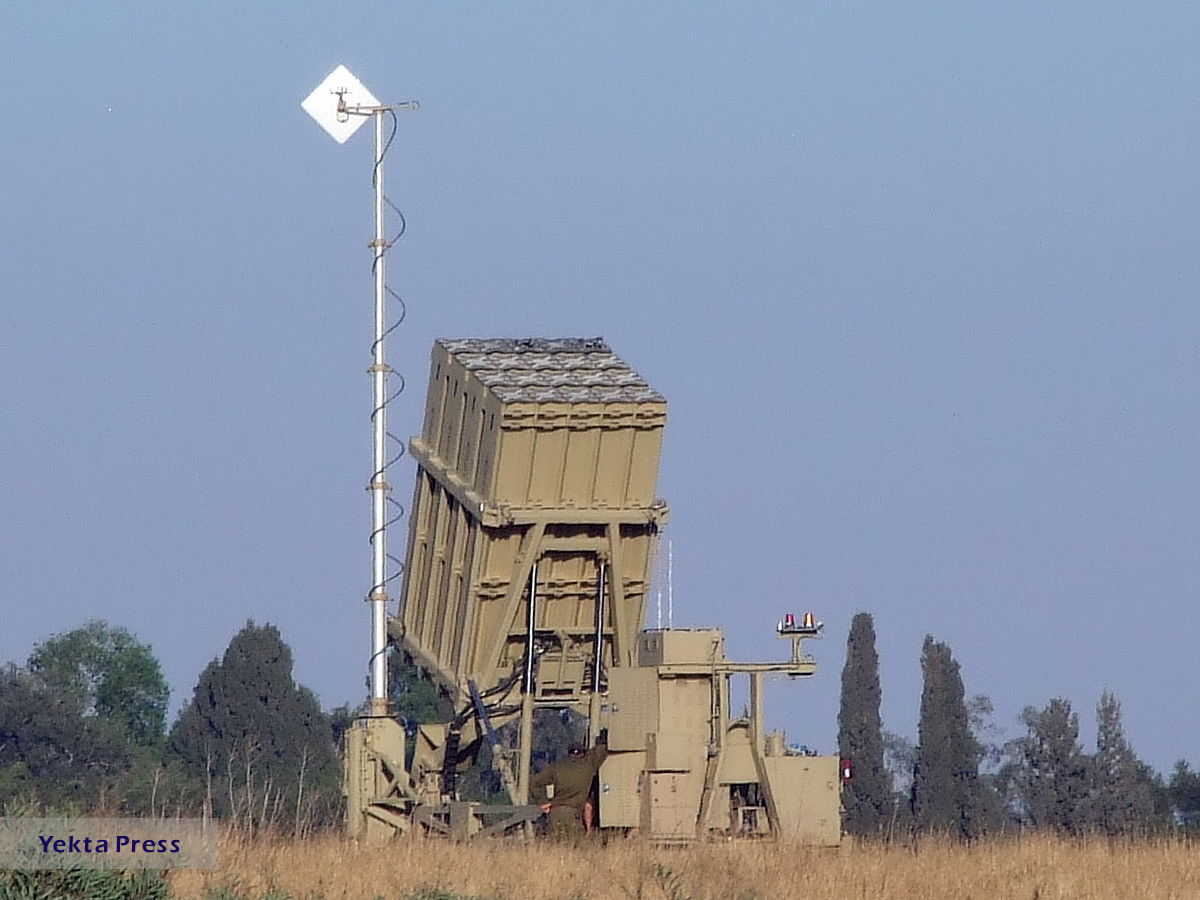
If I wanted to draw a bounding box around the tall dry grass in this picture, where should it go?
[168,832,1200,900]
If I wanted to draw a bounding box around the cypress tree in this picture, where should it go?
[1090,691,1154,835]
[911,636,982,839]
[167,622,339,830]
[837,612,891,837]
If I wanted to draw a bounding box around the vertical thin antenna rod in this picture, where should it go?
[368,108,390,711]
[667,538,674,629]
[655,532,663,629]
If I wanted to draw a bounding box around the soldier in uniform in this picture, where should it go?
[530,730,608,840]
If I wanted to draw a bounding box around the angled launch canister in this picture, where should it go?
[390,338,668,710]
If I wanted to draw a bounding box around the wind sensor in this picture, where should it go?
[302,65,418,716]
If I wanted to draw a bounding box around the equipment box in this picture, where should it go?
[643,772,702,840]
[599,750,645,828]
[638,629,724,666]
[603,667,658,750]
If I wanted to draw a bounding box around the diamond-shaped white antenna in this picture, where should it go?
[301,64,381,144]
[301,66,418,717]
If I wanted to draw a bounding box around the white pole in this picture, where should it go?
[667,539,673,629]
[302,69,418,717]
[655,532,663,629]
[368,109,389,711]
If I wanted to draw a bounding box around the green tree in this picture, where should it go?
[1002,698,1090,834]
[167,621,339,832]
[883,730,917,797]
[838,612,891,838]
[964,694,1009,834]
[1169,761,1200,830]
[1089,691,1155,835]
[28,621,169,749]
[0,665,135,810]
[388,649,453,728]
[911,636,984,839]
[326,702,361,748]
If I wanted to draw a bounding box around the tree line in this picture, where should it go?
[0,620,342,834]
[0,619,552,831]
[6,614,1200,840]
[837,612,1200,840]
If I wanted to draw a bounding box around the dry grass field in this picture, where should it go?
[167,832,1200,900]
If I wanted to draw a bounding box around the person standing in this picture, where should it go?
[529,731,608,839]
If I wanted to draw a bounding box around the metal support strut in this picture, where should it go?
[516,563,538,805]
[588,561,608,741]
[592,561,607,693]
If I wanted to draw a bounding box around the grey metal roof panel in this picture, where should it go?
[443,337,610,356]
[438,338,665,403]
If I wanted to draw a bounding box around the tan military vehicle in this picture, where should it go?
[344,338,841,843]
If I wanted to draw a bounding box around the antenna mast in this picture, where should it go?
[302,66,419,714]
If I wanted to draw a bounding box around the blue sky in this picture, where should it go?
[2,3,1197,773]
